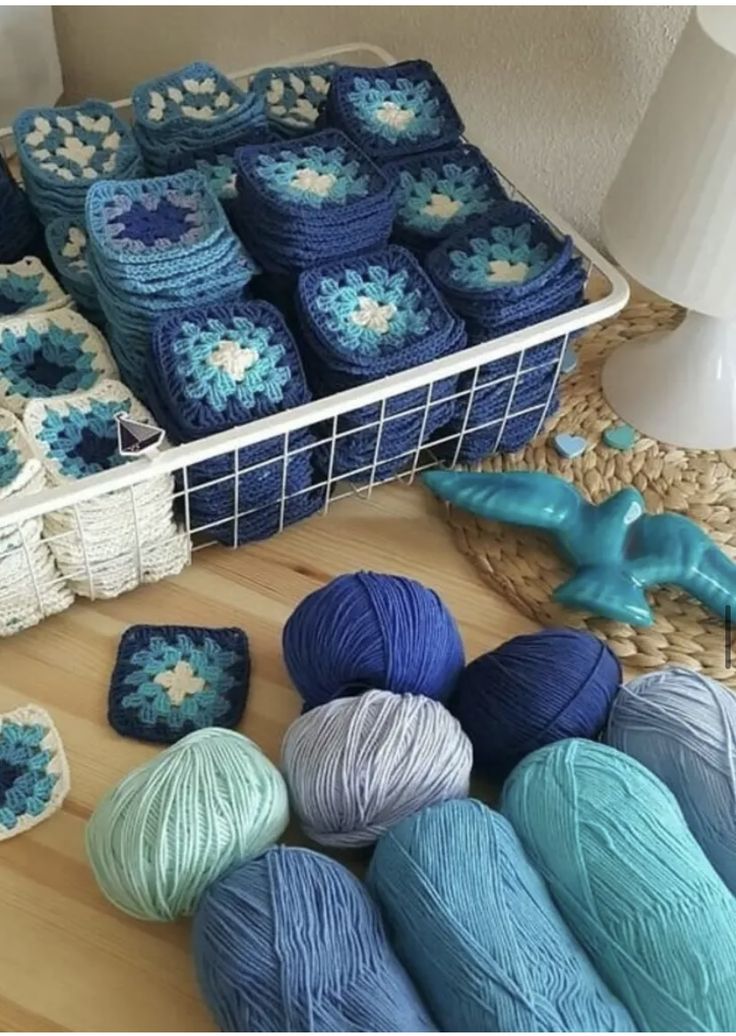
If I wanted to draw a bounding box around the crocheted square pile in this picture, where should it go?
[383,144,507,252]
[0,704,70,840]
[297,243,465,479]
[0,154,44,264]
[250,63,335,137]
[45,217,103,322]
[0,257,68,318]
[108,624,249,744]
[13,101,143,223]
[131,62,268,174]
[324,60,464,158]
[233,129,395,272]
[0,308,118,415]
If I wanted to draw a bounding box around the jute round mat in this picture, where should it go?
[443,297,736,686]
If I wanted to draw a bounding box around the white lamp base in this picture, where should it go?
[601,310,736,449]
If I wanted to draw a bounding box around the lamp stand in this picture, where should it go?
[601,309,736,450]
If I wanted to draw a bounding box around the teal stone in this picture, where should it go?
[603,424,637,450]
[561,342,577,374]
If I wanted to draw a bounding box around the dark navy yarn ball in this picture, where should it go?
[282,571,465,710]
[452,628,621,779]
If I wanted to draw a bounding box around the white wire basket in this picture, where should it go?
[0,42,629,634]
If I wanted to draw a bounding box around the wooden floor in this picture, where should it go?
[0,478,537,1032]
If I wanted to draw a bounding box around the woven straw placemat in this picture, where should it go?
[443,296,736,686]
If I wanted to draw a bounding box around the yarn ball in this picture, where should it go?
[502,738,736,1032]
[86,728,288,921]
[193,846,435,1032]
[606,666,736,896]
[282,571,464,709]
[281,689,472,847]
[368,798,633,1032]
[453,628,621,778]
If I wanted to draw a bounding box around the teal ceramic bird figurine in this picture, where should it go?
[423,469,736,627]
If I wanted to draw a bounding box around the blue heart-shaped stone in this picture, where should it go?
[603,424,637,450]
[553,433,587,458]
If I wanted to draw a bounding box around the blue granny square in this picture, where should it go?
[325,60,464,158]
[250,63,335,136]
[108,625,250,744]
[384,144,507,251]
[0,257,67,317]
[0,704,70,841]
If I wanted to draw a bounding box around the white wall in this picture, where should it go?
[53,6,690,242]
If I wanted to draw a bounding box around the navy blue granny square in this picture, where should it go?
[108,625,249,744]
[324,60,464,158]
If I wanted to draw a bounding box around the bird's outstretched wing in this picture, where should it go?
[422,470,584,532]
[628,512,736,620]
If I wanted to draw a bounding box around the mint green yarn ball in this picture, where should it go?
[503,738,736,1032]
[86,728,288,922]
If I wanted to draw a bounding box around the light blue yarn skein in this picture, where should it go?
[193,846,436,1032]
[606,665,736,895]
[503,738,736,1032]
[367,798,633,1033]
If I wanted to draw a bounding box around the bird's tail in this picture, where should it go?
[553,567,653,626]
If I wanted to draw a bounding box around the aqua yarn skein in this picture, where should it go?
[503,738,736,1032]
[282,689,472,847]
[606,666,736,895]
[452,628,620,778]
[193,845,436,1032]
[282,571,464,709]
[367,798,633,1032]
[86,728,288,921]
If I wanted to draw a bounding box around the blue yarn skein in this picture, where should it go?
[503,738,736,1032]
[368,798,633,1033]
[193,846,436,1033]
[606,666,736,895]
[282,571,464,709]
[452,628,621,779]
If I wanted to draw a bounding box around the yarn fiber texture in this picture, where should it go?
[502,738,736,1032]
[368,799,633,1032]
[282,689,472,847]
[193,846,435,1032]
[282,571,465,709]
[453,628,621,779]
[86,727,288,921]
[606,666,736,896]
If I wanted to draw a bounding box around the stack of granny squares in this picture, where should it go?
[150,299,321,544]
[0,154,44,264]
[426,200,586,460]
[0,257,68,318]
[85,170,257,399]
[297,244,465,478]
[234,129,395,273]
[23,379,188,598]
[0,409,73,635]
[131,62,269,175]
[13,102,143,223]
[45,217,103,323]
[251,63,334,138]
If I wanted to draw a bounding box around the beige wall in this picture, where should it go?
[53,5,690,242]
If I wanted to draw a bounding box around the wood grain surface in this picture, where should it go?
[0,479,538,1032]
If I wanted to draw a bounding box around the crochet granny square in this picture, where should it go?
[385,144,507,251]
[250,63,335,136]
[0,704,70,840]
[108,624,249,743]
[0,153,44,264]
[44,217,103,322]
[0,409,44,500]
[325,60,464,158]
[0,308,118,415]
[0,257,68,318]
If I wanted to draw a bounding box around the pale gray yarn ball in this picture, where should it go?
[281,689,473,847]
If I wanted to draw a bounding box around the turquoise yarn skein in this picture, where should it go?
[606,666,736,895]
[503,738,736,1032]
[193,846,436,1032]
[282,689,472,847]
[367,798,633,1032]
[282,571,464,709]
[86,728,288,921]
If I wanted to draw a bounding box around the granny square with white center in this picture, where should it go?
[0,704,70,842]
[0,257,68,318]
[250,63,335,136]
[108,625,250,744]
[326,59,464,158]
[132,61,255,130]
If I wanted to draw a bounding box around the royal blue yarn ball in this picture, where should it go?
[452,628,621,778]
[282,571,464,709]
[193,846,435,1032]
